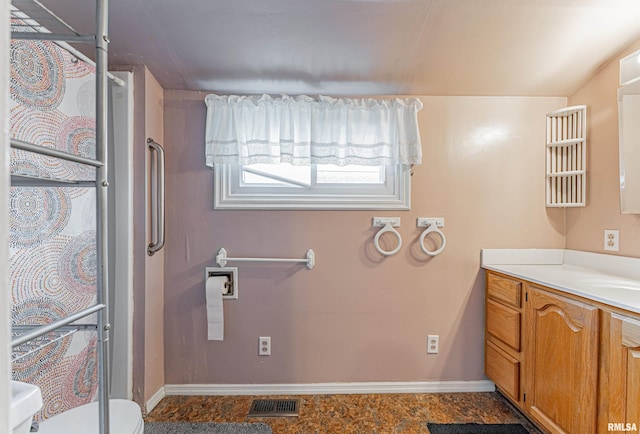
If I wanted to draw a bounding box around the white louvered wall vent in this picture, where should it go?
[546,105,587,207]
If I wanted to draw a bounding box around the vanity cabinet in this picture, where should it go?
[524,285,599,434]
[484,271,600,433]
[606,313,640,430]
[484,272,524,403]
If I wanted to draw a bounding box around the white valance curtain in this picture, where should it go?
[204,94,423,167]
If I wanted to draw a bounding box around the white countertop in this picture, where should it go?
[481,249,640,314]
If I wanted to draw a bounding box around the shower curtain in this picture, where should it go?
[9,36,100,421]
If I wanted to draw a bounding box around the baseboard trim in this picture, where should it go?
[145,386,166,414]
[164,380,495,396]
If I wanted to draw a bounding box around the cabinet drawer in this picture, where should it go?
[487,273,522,308]
[486,340,520,402]
[487,299,520,351]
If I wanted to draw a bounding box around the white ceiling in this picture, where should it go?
[40,0,640,96]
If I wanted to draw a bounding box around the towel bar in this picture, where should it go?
[216,248,315,270]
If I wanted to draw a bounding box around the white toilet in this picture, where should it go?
[38,399,144,434]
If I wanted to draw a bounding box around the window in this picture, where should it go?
[205,94,422,210]
[214,162,410,210]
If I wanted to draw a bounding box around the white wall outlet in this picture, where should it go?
[427,335,439,354]
[259,337,271,356]
[604,230,620,251]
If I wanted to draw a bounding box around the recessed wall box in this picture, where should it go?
[205,267,238,299]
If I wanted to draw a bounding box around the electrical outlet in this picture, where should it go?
[259,337,271,356]
[427,335,439,354]
[604,230,619,251]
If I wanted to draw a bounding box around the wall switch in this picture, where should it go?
[427,335,439,354]
[259,337,271,356]
[604,230,619,251]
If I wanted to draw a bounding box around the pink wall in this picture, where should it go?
[114,65,165,408]
[162,92,566,385]
[143,69,165,404]
[566,37,640,257]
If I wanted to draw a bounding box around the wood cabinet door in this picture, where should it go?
[525,286,599,434]
[609,313,640,428]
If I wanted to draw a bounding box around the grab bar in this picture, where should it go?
[147,138,165,256]
[216,248,315,270]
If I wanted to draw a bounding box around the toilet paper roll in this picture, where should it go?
[206,276,226,340]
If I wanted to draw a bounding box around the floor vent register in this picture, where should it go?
[248,399,300,417]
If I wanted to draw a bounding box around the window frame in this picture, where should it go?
[213,163,411,210]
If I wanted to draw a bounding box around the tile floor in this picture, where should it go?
[145,392,543,433]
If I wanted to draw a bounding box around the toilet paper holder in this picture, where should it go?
[205,267,238,299]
